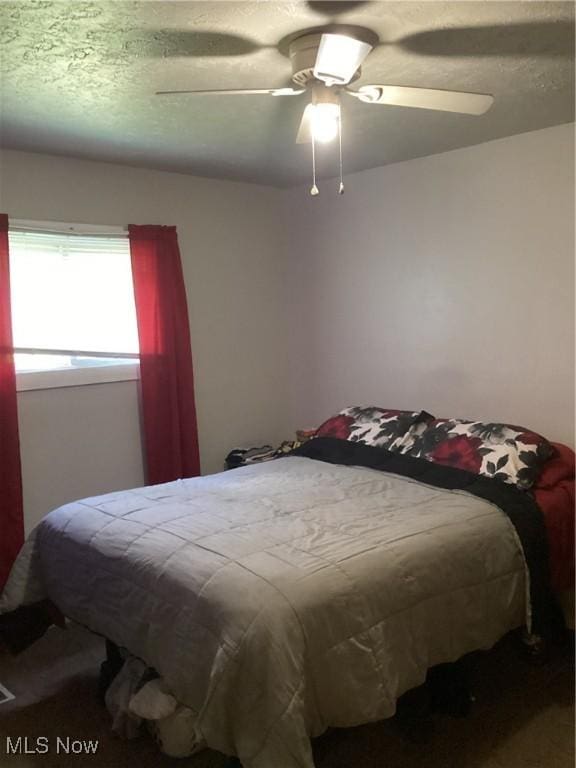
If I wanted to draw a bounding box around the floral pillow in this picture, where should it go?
[404,418,555,490]
[316,406,434,451]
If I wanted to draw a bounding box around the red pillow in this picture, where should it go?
[535,442,575,489]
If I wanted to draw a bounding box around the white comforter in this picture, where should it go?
[2,457,527,767]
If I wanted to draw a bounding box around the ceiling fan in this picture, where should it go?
[156,28,494,194]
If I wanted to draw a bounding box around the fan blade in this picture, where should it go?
[155,87,305,96]
[313,33,373,86]
[296,104,314,144]
[347,85,494,115]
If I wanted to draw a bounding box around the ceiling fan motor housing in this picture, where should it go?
[289,32,362,87]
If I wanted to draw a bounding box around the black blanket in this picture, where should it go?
[292,437,562,636]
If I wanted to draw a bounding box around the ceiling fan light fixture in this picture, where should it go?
[313,33,373,86]
[310,102,340,143]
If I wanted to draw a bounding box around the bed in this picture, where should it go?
[1,408,573,768]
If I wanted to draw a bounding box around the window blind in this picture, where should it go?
[8,229,139,357]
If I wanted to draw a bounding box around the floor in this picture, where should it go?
[0,624,573,768]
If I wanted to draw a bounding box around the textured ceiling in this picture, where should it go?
[0,1,574,186]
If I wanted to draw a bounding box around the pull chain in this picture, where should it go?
[338,107,344,195]
[310,131,319,196]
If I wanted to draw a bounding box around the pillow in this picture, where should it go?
[316,406,434,451]
[392,418,434,454]
[406,418,555,490]
[315,413,356,440]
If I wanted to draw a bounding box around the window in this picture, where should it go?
[9,222,140,390]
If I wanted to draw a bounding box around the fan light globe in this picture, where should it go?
[311,103,340,143]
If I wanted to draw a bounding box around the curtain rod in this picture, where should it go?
[9,218,128,237]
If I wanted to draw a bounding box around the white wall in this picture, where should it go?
[282,124,575,446]
[0,150,291,531]
[16,381,145,530]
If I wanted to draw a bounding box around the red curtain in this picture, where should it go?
[128,225,200,484]
[0,214,24,589]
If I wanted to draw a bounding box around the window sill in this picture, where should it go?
[16,363,140,392]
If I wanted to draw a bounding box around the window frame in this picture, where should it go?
[9,219,140,392]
